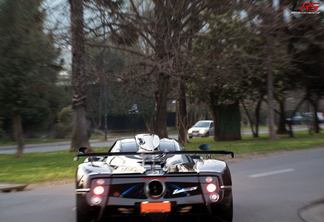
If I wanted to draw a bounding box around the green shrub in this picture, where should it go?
[54,106,72,138]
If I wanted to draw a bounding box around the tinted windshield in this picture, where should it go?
[119,140,180,152]
[194,121,211,128]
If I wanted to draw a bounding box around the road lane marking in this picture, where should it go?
[249,168,295,178]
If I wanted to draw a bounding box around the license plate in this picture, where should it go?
[140,201,171,213]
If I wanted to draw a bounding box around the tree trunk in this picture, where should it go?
[176,78,187,145]
[70,0,90,151]
[276,98,288,134]
[144,119,154,133]
[241,101,256,137]
[103,78,108,141]
[254,98,262,138]
[210,102,241,141]
[266,37,277,140]
[12,112,24,157]
[312,99,320,133]
[154,73,169,138]
[97,81,103,128]
[287,120,294,138]
[71,106,90,150]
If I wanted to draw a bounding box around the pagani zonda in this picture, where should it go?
[75,134,234,222]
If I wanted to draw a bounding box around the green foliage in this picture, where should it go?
[54,106,72,138]
[0,117,4,138]
[191,13,261,140]
[289,16,324,96]
[58,106,73,125]
[86,46,155,128]
[0,0,63,135]
[192,13,259,105]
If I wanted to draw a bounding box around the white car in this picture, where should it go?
[188,120,214,138]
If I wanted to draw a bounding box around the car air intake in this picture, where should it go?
[147,180,164,198]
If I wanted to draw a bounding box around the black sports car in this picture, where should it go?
[75,134,234,222]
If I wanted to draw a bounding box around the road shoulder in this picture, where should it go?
[299,200,324,222]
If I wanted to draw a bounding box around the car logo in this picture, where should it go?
[172,186,198,195]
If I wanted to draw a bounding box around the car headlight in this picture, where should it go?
[199,129,208,134]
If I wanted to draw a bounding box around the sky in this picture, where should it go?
[44,0,71,71]
[43,0,324,72]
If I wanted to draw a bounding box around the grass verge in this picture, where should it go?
[0,151,78,184]
[185,131,324,154]
[0,131,323,184]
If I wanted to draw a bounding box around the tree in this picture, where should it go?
[83,0,209,140]
[192,13,257,141]
[0,0,60,157]
[288,15,324,133]
[69,0,90,151]
[239,0,298,139]
[85,45,156,134]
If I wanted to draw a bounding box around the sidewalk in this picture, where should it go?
[0,133,178,154]
[0,139,101,151]
[0,131,154,151]
[0,139,114,154]
[299,200,324,222]
[0,183,28,192]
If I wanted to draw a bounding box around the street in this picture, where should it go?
[1,147,323,222]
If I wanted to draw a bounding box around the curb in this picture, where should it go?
[0,184,28,192]
[298,200,324,222]
[0,139,101,151]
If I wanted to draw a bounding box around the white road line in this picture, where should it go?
[249,168,295,178]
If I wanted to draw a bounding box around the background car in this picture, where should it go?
[286,113,304,125]
[303,112,324,123]
[188,120,214,138]
[287,112,324,125]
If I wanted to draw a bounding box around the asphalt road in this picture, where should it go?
[1,147,324,222]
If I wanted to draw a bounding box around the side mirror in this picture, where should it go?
[74,147,91,161]
[78,147,89,155]
[198,144,210,151]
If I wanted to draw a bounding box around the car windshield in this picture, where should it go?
[193,121,210,128]
[108,139,182,160]
[117,140,181,153]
